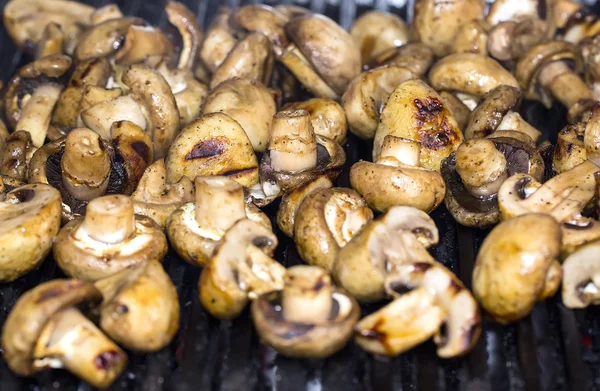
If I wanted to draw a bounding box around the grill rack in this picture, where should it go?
[0,1,599,390]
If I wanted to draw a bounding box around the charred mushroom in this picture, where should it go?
[553,104,600,173]
[252,265,360,358]
[283,98,348,144]
[350,11,410,65]
[1,130,35,182]
[1,279,127,388]
[53,194,168,281]
[110,120,154,195]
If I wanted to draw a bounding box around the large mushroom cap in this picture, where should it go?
[0,184,62,282]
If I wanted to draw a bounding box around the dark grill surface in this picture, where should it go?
[1,0,600,390]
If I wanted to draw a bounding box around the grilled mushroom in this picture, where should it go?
[294,188,373,271]
[4,54,72,147]
[439,91,471,131]
[110,120,154,195]
[252,265,360,358]
[91,4,123,25]
[1,279,127,388]
[0,184,61,282]
[283,98,348,144]
[230,4,289,53]
[350,135,445,213]
[95,260,179,352]
[203,78,277,153]
[199,8,237,74]
[453,20,489,55]
[165,112,259,187]
[132,159,194,228]
[365,43,435,78]
[199,219,286,320]
[562,240,600,308]
[1,130,35,182]
[373,79,464,172]
[553,104,600,173]
[166,1,202,71]
[36,23,65,59]
[473,214,562,323]
[350,11,410,65]
[53,195,168,281]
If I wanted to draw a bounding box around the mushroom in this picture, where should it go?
[441,136,544,228]
[516,41,594,122]
[53,194,168,281]
[365,43,435,79]
[553,104,600,173]
[94,260,179,352]
[276,176,333,238]
[91,4,124,25]
[413,0,485,56]
[167,176,271,266]
[3,0,94,54]
[4,54,72,147]
[453,20,489,56]
[350,11,410,65]
[280,14,361,99]
[166,1,202,71]
[283,98,348,144]
[581,35,600,100]
[333,206,438,302]
[355,261,481,358]
[199,218,286,320]
[110,120,154,195]
[1,279,127,388]
[36,23,65,59]
[562,240,600,308]
[1,130,35,182]
[274,5,310,19]
[350,135,446,213]
[252,265,360,358]
[439,91,471,131]
[294,187,373,271]
[230,5,289,53]
[342,65,417,140]
[373,79,464,172]
[165,112,259,187]
[209,32,274,89]
[473,214,562,323]
[203,78,277,153]
[199,7,237,74]
[0,184,61,282]
[132,159,194,229]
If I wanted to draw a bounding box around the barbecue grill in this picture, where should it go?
[0,0,599,390]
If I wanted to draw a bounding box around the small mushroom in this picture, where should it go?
[4,54,72,147]
[342,65,417,140]
[334,206,438,302]
[166,1,202,71]
[373,79,464,172]
[94,260,179,352]
[165,112,259,187]
[365,43,435,79]
[350,11,410,65]
[252,265,360,358]
[413,0,485,56]
[283,98,348,144]
[516,41,594,122]
[453,20,489,55]
[1,130,35,182]
[132,159,194,228]
[355,261,480,358]
[562,240,600,308]
[53,195,168,281]
[230,5,289,53]
[199,218,286,320]
[350,135,446,213]
[473,214,562,323]
[553,104,600,173]
[441,136,544,227]
[199,8,237,73]
[203,78,277,153]
[294,187,373,271]
[1,279,127,388]
[167,176,270,266]
[0,184,61,282]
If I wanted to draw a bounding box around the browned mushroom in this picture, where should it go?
[350,11,410,65]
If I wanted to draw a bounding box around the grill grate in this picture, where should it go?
[1,1,600,390]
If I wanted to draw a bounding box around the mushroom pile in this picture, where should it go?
[2,0,600,386]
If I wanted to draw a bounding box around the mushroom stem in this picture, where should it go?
[497,111,542,143]
[282,266,333,323]
[61,128,111,201]
[15,84,62,147]
[82,195,135,244]
[376,135,421,167]
[269,110,317,173]
[33,307,127,389]
[194,176,246,234]
[539,61,593,112]
[455,139,508,197]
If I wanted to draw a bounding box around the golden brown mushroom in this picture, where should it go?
[350,11,410,65]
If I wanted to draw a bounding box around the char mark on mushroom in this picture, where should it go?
[185,138,227,160]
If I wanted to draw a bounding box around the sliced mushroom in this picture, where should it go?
[350,11,410,65]
[294,188,373,271]
[4,54,72,147]
[351,135,445,213]
[132,159,194,228]
[1,130,35,182]
[365,43,435,79]
[165,112,259,187]
[199,8,237,73]
[413,0,485,56]
[95,260,179,352]
[53,195,168,281]
[0,184,61,282]
[199,218,286,320]
[1,279,127,388]
[74,17,147,62]
[473,214,562,323]
[283,98,348,144]
[203,78,277,153]
[373,79,464,172]
[114,25,174,67]
[110,120,154,195]
[166,1,202,71]
[252,265,360,358]
[167,176,271,266]
[453,20,489,55]
[80,96,146,141]
[562,240,600,308]
[342,65,417,140]
[230,5,289,53]
[36,23,65,59]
